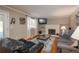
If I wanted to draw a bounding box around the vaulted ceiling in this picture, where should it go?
[7,5,78,19]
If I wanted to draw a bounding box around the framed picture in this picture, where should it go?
[19,17,26,24]
[38,18,47,24]
[10,18,16,24]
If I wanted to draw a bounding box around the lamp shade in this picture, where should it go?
[61,26,66,30]
[71,26,79,40]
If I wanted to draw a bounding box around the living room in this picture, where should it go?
[0,5,79,53]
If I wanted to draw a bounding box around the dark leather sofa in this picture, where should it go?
[0,38,44,53]
[0,46,11,53]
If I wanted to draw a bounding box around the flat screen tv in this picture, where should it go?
[38,18,47,24]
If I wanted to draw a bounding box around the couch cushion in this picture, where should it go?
[24,41,35,48]
[1,38,25,50]
[0,46,11,53]
[30,42,44,53]
[19,39,35,48]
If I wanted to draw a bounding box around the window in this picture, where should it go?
[0,11,9,38]
[0,18,3,38]
[27,17,38,37]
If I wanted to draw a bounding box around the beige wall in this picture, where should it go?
[0,6,27,39]
[9,12,27,39]
[69,8,78,30]
[47,17,69,25]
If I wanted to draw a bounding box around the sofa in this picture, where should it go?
[57,33,74,53]
[0,38,44,53]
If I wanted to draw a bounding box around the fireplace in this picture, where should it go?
[45,25,60,35]
[48,29,56,35]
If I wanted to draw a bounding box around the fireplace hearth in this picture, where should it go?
[48,29,56,35]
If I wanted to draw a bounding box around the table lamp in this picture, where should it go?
[61,26,66,35]
[71,26,79,48]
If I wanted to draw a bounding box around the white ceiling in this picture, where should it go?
[7,5,78,19]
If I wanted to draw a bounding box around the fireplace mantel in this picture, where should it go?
[45,25,60,35]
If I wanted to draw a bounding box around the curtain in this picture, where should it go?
[0,18,3,38]
[27,16,38,37]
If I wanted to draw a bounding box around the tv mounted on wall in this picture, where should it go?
[38,18,47,24]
